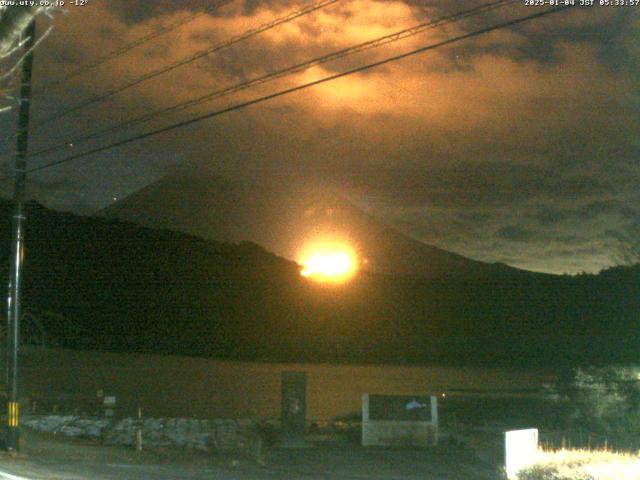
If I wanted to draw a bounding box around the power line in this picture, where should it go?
[9,5,571,181]
[31,0,341,128]
[0,1,235,149]
[20,4,572,177]
[28,0,517,160]
[33,0,234,95]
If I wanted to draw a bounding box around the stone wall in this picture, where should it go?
[23,414,257,451]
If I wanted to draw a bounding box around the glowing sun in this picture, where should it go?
[299,242,358,283]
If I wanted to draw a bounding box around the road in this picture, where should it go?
[0,431,500,479]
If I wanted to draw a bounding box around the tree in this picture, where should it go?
[562,366,640,448]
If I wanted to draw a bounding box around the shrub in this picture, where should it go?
[556,366,640,447]
[516,449,640,480]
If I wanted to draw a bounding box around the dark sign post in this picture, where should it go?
[281,371,306,446]
[6,19,36,453]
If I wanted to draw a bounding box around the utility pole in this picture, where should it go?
[6,18,36,453]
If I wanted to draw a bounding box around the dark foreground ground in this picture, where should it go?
[0,430,501,480]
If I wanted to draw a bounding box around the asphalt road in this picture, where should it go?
[0,431,500,479]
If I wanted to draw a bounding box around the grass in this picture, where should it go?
[516,448,640,480]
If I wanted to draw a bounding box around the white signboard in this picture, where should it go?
[505,428,538,479]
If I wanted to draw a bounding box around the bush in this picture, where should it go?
[516,449,640,480]
[559,366,640,447]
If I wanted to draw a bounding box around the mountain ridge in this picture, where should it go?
[100,172,552,281]
[0,199,638,367]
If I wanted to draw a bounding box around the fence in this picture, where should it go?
[361,393,438,446]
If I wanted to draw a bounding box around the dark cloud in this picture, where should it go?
[495,225,536,243]
[533,200,640,226]
[107,0,302,23]
[10,0,637,275]
[106,0,208,23]
[599,221,640,266]
[419,3,636,71]
[328,161,611,209]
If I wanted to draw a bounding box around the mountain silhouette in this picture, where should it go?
[0,200,638,367]
[100,172,538,280]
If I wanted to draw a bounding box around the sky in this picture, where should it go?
[0,0,637,275]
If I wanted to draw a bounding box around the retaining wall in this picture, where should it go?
[23,414,256,451]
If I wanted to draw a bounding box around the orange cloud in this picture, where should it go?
[27,1,639,273]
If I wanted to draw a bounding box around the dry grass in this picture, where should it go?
[516,448,640,480]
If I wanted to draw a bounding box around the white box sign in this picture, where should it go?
[505,428,538,479]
